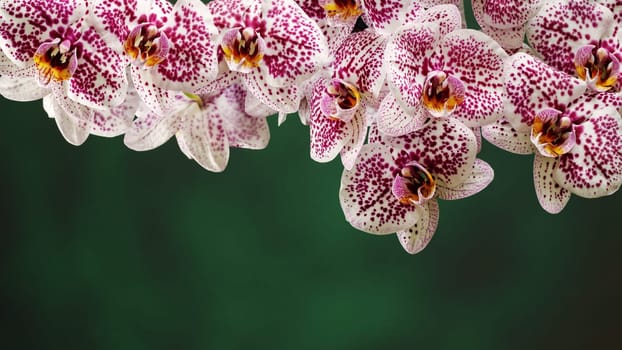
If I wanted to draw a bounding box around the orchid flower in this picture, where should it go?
[340,118,493,254]
[307,29,386,169]
[205,0,330,115]
[527,0,621,93]
[483,53,622,213]
[472,0,543,51]
[295,0,358,54]
[380,5,507,136]
[91,0,219,115]
[124,82,271,172]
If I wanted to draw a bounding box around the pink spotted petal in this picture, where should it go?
[340,109,367,170]
[151,0,218,91]
[504,53,586,132]
[67,26,128,108]
[244,69,301,113]
[376,93,427,137]
[386,118,478,188]
[0,76,49,101]
[295,0,352,54]
[438,29,508,127]
[436,159,494,200]
[339,143,419,234]
[90,88,140,137]
[527,0,616,75]
[555,107,622,198]
[177,105,229,172]
[207,0,262,32]
[0,0,87,65]
[533,155,571,214]
[596,0,622,37]
[124,102,180,151]
[472,127,482,153]
[220,84,271,149]
[473,0,542,29]
[414,4,462,37]
[244,92,277,119]
[482,117,534,155]
[334,30,387,97]
[131,66,179,116]
[43,94,89,146]
[396,199,439,254]
[385,24,437,110]
[52,85,94,122]
[360,0,421,35]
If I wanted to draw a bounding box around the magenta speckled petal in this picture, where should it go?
[415,4,462,37]
[339,143,419,234]
[124,102,180,151]
[334,30,387,97]
[152,0,218,91]
[0,0,87,65]
[554,106,622,198]
[597,0,622,36]
[436,159,494,200]
[131,66,181,116]
[260,0,329,87]
[504,53,587,132]
[243,69,301,113]
[0,76,49,102]
[533,154,571,214]
[386,118,478,189]
[43,94,89,146]
[340,109,367,170]
[473,0,542,29]
[527,0,615,75]
[360,0,421,35]
[385,25,437,110]
[207,0,262,30]
[177,105,229,173]
[376,93,427,137]
[67,26,128,109]
[396,199,439,254]
[222,84,271,150]
[90,89,140,137]
[295,0,353,54]
[438,29,507,127]
[482,117,534,155]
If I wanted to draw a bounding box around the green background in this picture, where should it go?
[2,2,622,349]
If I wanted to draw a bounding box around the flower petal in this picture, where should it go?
[555,106,622,198]
[533,154,570,214]
[482,116,534,154]
[414,4,462,37]
[334,30,387,97]
[177,105,229,172]
[339,143,419,234]
[43,94,89,146]
[436,158,494,200]
[376,93,427,137]
[340,108,367,170]
[124,102,179,151]
[90,88,140,137]
[396,199,439,254]
[0,76,49,101]
[360,0,421,35]
[243,69,301,113]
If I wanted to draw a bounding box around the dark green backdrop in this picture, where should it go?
[2,3,622,348]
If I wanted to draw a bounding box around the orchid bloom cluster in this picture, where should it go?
[1,0,621,254]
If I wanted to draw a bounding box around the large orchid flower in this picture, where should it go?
[0,0,128,110]
[205,0,329,114]
[124,83,271,172]
[527,0,621,93]
[91,0,219,114]
[307,29,386,169]
[483,53,622,213]
[472,0,542,51]
[340,118,493,254]
[380,5,508,137]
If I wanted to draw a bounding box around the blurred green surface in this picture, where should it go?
[1,94,622,350]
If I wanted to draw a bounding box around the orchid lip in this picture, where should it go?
[319,79,361,122]
[33,37,79,86]
[124,22,170,68]
[421,70,466,118]
[220,27,266,74]
[574,44,620,92]
[320,0,363,26]
[392,161,436,206]
[531,108,576,158]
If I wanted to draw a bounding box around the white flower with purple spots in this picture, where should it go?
[483,53,622,213]
[206,0,329,114]
[340,118,493,254]
[380,5,508,136]
[124,83,270,172]
[527,0,621,93]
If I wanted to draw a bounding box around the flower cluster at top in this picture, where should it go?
[1,0,621,254]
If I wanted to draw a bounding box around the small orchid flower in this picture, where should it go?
[124,83,271,172]
[340,118,493,254]
[0,0,129,109]
[483,53,622,213]
[527,0,622,93]
[206,0,329,114]
[92,0,219,114]
[381,5,508,136]
[307,29,386,169]
[472,0,542,51]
